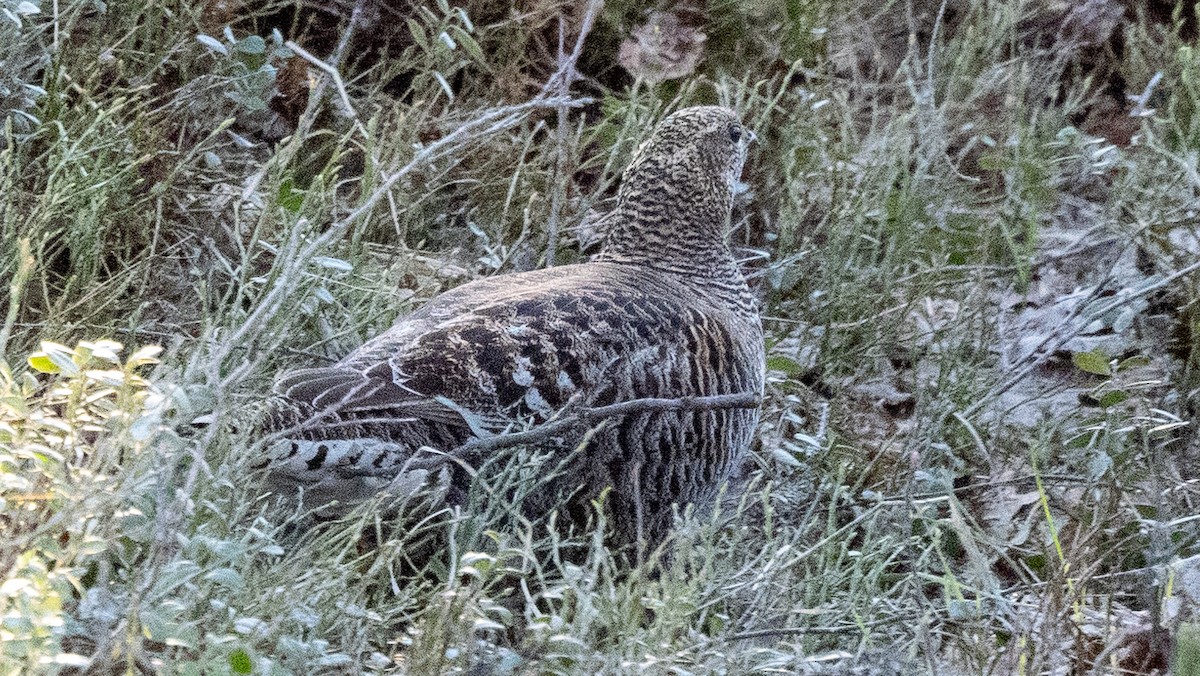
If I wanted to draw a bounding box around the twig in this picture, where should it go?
[543,0,602,266]
[1085,628,1136,676]
[814,401,830,444]
[285,39,363,131]
[0,239,34,359]
[1128,71,1162,118]
[295,2,364,114]
[1088,257,1200,318]
[952,411,992,473]
[348,391,762,477]
[730,614,911,640]
[459,392,760,455]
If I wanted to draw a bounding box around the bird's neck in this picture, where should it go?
[593,174,757,315]
[596,171,738,277]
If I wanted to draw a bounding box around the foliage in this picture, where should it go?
[0,340,162,673]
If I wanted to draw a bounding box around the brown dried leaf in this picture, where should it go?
[1060,0,1125,47]
[618,11,706,83]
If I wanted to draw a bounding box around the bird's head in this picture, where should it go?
[599,105,757,278]
[622,105,756,202]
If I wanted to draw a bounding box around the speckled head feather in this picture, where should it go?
[598,106,755,276]
[260,105,765,552]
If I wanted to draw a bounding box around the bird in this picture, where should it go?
[259,105,765,550]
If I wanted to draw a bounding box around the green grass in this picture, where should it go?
[2,0,1200,673]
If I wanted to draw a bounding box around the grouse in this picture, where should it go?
[262,105,765,548]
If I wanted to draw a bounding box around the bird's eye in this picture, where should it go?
[729,126,742,143]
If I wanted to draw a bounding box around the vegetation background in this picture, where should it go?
[1,0,1199,672]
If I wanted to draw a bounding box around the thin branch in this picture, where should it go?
[290,0,365,120]
[462,392,760,454]
[285,39,363,130]
[730,614,911,640]
[241,0,368,205]
[1128,71,1162,118]
[347,391,762,477]
[0,239,34,359]
[543,0,603,266]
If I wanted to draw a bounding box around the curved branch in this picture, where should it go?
[350,391,762,477]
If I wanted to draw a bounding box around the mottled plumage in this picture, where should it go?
[262,106,764,547]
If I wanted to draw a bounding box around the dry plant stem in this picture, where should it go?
[1128,71,1163,117]
[925,0,952,100]
[543,0,602,266]
[1084,628,1135,676]
[345,392,761,478]
[952,411,993,472]
[240,0,365,204]
[730,614,911,640]
[724,501,887,591]
[285,40,364,134]
[0,238,34,358]
[286,0,367,137]
[455,391,760,455]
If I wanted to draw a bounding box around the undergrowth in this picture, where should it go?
[2,0,1199,673]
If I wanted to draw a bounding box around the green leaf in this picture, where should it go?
[1097,390,1129,408]
[1072,349,1112,376]
[976,152,1012,171]
[1024,554,1046,574]
[766,355,803,377]
[278,178,304,213]
[32,342,79,376]
[229,648,253,674]
[236,35,266,55]
[1116,355,1151,372]
[407,19,428,49]
[450,25,483,62]
[27,354,58,374]
[705,613,725,635]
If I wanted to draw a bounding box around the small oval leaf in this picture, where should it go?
[237,35,266,55]
[28,354,58,374]
[1072,349,1111,376]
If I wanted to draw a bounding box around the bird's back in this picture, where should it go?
[263,260,762,543]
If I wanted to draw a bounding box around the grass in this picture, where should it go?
[2,0,1200,673]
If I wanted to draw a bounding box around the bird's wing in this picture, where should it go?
[268,366,483,436]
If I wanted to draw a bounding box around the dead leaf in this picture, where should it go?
[618,11,706,83]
